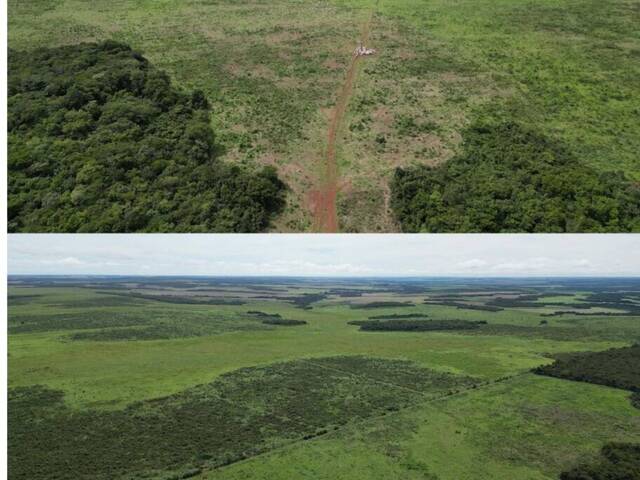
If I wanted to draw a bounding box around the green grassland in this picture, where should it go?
[7,277,640,479]
[9,0,640,231]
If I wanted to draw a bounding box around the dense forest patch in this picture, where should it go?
[97,291,246,306]
[391,122,640,232]
[423,300,504,312]
[8,41,286,232]
[261,318,307,326]
[560,442,640,480]
[350,319,485,332]
[8,357,477,480]
[350,319,626,342]
[246,311,282,318]
[350,301,416,309]
[533,345,640,393]
[368,313,430,320]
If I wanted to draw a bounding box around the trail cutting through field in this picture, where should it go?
[311,9,376,232]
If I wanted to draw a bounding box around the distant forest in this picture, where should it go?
[8,41,286,232]
[391,123,640,232]
[533,345,639,393]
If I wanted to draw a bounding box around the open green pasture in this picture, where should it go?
[7,277,640,479]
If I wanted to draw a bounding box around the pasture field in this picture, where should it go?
[8,0,640,231]
[7,276,640,479]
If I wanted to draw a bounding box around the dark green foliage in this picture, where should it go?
[350,301,415,309]
[467,324,612,342]
[326,288,364,297]
[289,293,327,309]
[486,291,640,316]
[261,318,307,326]
[352,319,484,332]
[66,322,250,342]
[424,300,503,312]
[307,356,477,392]
[246,311,282,318]
[560,443,640,480]
[631,392,640,410]
[97,291,246,305]
[8,357,477,480]
[52,295,146,308]
[8,311,154,334]
[7,294,44,306]
[391,122,640,232]
[9,306,264,339]
[368,313,429,320]
[351,319,621,342]
[8,41,286,232]
[533,345,640,392]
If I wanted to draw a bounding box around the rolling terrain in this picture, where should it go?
[8,276,640,479]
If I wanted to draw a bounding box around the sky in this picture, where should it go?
[7,234,640,277]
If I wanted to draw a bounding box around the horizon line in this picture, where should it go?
[8,274,640,279]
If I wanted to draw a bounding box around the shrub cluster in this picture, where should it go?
[98,291,246,305]
[246,311,282,318]
[8,41,286,232]
[424,300,503,312]
[261,318,307,326]
[391,122,640,232]
[352,319,485,332]
[368,313,429,320]
[350,301,415,309]
[560,443,640,480]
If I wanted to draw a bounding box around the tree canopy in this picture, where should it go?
[8,41,286,232]
[391,122,640,232]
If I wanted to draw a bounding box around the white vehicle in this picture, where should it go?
[354,43,376,57]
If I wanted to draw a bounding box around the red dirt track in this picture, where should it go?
[311,11,374,233]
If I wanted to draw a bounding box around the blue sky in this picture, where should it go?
[8,234,640,277]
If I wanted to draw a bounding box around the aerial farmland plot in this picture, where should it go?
[7,0,640,232]
[7,276,640,479]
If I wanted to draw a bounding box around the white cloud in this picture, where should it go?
[456,259,489,270]
[41,256,86,266]
[7,234,640,277]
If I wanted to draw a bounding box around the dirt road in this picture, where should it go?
[311,10,375,233]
